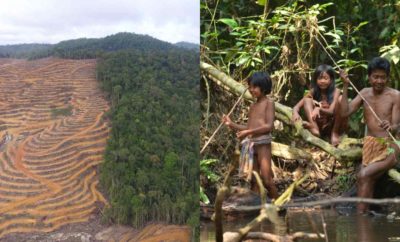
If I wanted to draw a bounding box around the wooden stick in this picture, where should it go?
[200,87,248,154]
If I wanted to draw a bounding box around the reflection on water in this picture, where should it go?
[201,209,400,241]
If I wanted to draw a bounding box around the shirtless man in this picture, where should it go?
[340,57,400,213]
[223,72,278,199]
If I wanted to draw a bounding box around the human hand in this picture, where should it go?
[339,69,350,84]
[237,130,250,139]
[313,100,321,107]
[222,114,231,127]
[292,111,302,123]
[311,108,320,121]
[379,120,391,131]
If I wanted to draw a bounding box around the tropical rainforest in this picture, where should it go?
[200,0,400,240]
[97,48,199,228]
[200,0,400,215]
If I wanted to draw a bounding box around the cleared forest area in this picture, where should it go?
[0,58,110,238]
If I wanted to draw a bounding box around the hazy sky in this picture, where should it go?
[0,0,199,45]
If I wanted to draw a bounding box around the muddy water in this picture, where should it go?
[201,209,400,242]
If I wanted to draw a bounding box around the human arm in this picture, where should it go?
[292,98,304,123]
[237,99,275,138]
[339,70,363,118]
[222,114,247,131]
[384,90,400,135]
[292,89,314,122]
[319,88,340,116]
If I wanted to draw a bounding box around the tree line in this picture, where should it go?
[0,32,198,59]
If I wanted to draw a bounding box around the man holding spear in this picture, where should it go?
[340,57,400,213]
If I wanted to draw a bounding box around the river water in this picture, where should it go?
[201,208,400,241]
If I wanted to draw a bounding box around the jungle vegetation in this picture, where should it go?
[200,0,400,203]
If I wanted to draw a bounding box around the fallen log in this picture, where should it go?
[272,141,312,160]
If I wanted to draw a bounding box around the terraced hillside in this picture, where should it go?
[0,58,110,238]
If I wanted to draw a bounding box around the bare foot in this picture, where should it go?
[302,121,311,129]
[303,121,320,137]
[331,132,340,146]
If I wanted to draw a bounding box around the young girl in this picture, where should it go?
[222,72,278,199]
[292,64,345,146]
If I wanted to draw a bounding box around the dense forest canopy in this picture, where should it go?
[97,48,199,229]
[0,32,198,59]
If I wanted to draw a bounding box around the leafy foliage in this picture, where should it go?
[200,159,220,204]
[201,0,400,138]
[200,0,400,206]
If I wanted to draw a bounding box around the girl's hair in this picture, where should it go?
[311,64,336,104]
[247,72,272,95]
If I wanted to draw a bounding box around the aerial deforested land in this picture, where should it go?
[0,58,110,238]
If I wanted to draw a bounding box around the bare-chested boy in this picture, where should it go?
[340,57,400,213]
[222,72,278,199]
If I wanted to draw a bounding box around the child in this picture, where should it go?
[222,72,278,199]
[340,57,400,213]
[292,64,345,146]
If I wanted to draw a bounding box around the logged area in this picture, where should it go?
[0,58,110,238]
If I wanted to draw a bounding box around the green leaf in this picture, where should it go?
[237,55,251,66]
[200,186,210,204]
[235,41,244,47]
[391,56,399,64]
[218,18,238,29]
[200,159,218,167]
[335,29,345,35]
[381,46,400,64]
[273,10,290,16]
[350,48,360,54]
[319,2,334,9]
[263,47,271,54]
[256,0,266,6]
[355,21,369,31]
[253,57,263,63]
[325,32,341,40]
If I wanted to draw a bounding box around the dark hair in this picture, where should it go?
[247,72,272,95]
[311,64,336,104]
[368,57,390,76]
